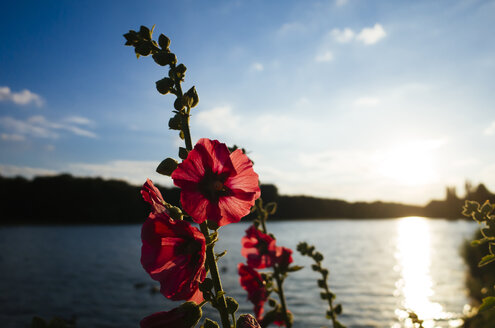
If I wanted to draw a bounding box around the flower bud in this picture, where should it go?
[138,25,152,41]
[184,86,199,108]
[204,319,220,328]
[123,30,139,46]
[158,34,171,50]
[156,158,178,176]
[169,63,187,81]
[135,40,152,56]
[168,114,182,130]
[226,296,239,314]
[174,97,185,111]
[179,147,188,160]
[152,51,177,66]
[168,206,183,221]
[236,314,261,328]
[140,301,202,328]
[156,77,175,95]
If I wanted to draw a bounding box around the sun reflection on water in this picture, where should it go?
[394,217,461,328]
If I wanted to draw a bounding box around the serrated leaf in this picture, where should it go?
[479,296,495,312]
[478,254,495,267]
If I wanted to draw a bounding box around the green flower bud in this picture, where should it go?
[168,206,183,221]
[168,114,182,130]
[311,264,319,271]
[152,51,177,66]
[123,30,139,46]
[317,279,326,288]
[334,304,342,315]
[156,77,175,95]
[184,86,199,108]
[158,34,171,50]
[204,319,220,328]
[135,40,152,56]
[313,252,324,262]
[179,147,188,160]
[138,25,152,41]
[174,97,185,111]
[169,63,187,81]
[226,297,239,314]
[156,158,178,176]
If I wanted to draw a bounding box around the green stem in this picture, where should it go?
[318,263,337,328]
[200,222,231,328]
[179,101,230,328]
[273,267,292,328]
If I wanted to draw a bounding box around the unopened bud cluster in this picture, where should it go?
[297,242,346,328]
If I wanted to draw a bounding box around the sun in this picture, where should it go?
[376,140,441,186]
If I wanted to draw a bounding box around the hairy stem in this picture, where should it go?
[200,222,231,328]
[181,107,230,328]
[274,267,292,328]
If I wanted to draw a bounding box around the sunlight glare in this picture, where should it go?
[377,141,441,186]
[395,217,458,328]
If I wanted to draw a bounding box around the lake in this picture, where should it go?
[0,218,477,328]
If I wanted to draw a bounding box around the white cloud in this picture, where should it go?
[331,28,355,43]
[63,116,93,126]
[354,97,380,107]
[1,133,26,142]
[0,86,44,107]
[0,161,173,187]
[277,22,306,35]
[356,23,386,45]
[335,0,349,6]
[484,121,495,135]
[315,50,334,62]
[0,115,97,140]
[0,164,57,178]
[251,62,264,72]
[329,24,386,45]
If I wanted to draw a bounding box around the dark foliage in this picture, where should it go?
[1,175,492,224]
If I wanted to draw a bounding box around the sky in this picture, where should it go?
[1,0,494,205]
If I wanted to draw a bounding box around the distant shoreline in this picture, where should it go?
[0,174,492,224]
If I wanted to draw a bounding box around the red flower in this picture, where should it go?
[241,226,280,269]
[141,212,206,303]
[141,178,166,215]
[140,301,202,328]
[275,247,293,272]
[238,263,268,320]
[236,314,262,328]
[171,138,260,227]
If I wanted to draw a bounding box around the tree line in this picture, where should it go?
[0,174,492,224]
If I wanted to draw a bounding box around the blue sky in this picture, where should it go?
[1,0,494,204]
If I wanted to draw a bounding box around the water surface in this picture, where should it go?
[0,218,477,328]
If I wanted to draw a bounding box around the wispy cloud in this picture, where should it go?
[1,133,26,142]
[354,97,380,107]
[0,86,44,107]
[0,115,97,140]
[277,22,306,35]
[356,23,386,45]
[484,121,495,135]
[315,50,334,62]
[331,28,355,43]
[0,164,57,178]
[330,24,386,45]
[335,0,349,6]
[250,62,264,72]
[0,160,171,187]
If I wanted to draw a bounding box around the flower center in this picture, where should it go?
[198,170,230,200]
[213,180,224,191]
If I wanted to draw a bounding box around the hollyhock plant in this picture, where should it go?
[275,247,293,272]
[171,138,260,227]
[141,212,206,303]
[238,263,269,320]
[241,225,281,269]
[140,302,202,328]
